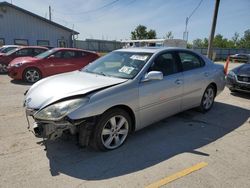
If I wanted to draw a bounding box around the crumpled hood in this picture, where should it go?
[234,64,250,76]
[25,71,127,109]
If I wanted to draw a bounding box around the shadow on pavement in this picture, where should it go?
[230,91,250,100]
[45,102,249,180]
[10,79,33,86]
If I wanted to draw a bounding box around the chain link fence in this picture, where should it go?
[75,39,122,52]
[193,48,250,60]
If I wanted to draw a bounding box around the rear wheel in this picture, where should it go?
[23,68,41,83]
[91,108,131,151]
[199,85,215,113]
[0,63,8,73]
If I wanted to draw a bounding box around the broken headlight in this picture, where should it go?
[34,98,89,121]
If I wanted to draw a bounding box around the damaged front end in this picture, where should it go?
[24,96,95,146]
[26,108,83,140]
[26,107,97,148]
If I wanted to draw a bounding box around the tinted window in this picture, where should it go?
[53,51,63,58]
[76,51,85,57]
[62,51,76,58]
[15,49,33,56]
[149,53,178,76]
[33,48,46,56]
[179,52,205,71]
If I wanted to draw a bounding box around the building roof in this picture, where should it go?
[0,1,79,34]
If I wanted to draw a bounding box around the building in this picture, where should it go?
[0,1,79,47]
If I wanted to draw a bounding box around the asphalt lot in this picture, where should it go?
[0,62,249,188]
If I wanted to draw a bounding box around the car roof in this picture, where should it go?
[2,45,20,48]
[115,47,187,54]
[17,46,48,50]
[52,48,98,54]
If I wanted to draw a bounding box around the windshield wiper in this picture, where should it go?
[83,69,107,76]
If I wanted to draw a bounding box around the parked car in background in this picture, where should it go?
[0,45,20,56]
[8,48,100,83]
[24,47,225,151]
[0,46,48,73]
[229,53,250,63]
[226,61,250,93]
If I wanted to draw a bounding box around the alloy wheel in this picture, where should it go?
[101,115,129,149]
[203,87,215,110]
[25,69,40,83]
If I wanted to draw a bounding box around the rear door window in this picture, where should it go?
[33,48,47,56]
[62,51,76,59]
[178,52,205,71]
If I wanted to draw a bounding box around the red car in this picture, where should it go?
[0,46,48,73]
[8,48,100,83]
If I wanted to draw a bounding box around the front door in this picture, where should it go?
[139,51,183,129]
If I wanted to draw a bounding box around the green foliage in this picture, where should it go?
[131,25,157,40]
[191,29,250,49]
[147,29,157,39]
[165,31,174,39]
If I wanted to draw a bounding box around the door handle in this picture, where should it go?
[204,72,209,77]
[175,79,183,85]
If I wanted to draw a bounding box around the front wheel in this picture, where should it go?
[91,109,131,151]
[23,68,41,83]
[199,85,215,113]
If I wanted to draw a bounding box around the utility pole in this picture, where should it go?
[207,0,220,59]
[49,6,52,21]
[183,17,189,42]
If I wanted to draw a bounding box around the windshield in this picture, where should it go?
[35,49,56,59]
[5,48,19,56]
[81,51,153,79]
[0,47,18,53]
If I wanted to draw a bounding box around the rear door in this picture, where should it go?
[139,51,183,128]
[177,51,208,110]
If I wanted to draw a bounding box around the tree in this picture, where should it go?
[147,29,157,39]
[165,31,174,39]
[239,29,250,48]
[192,38,203,47]
[191,29,250,49]
[131,25,156,40]
[232,32,240,47]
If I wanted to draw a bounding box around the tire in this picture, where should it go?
[91,108,131,151]
[0,63,8,73]
[23,68,42,83]
[199,85,216,113]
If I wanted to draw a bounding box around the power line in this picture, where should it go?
[56,0,120,15]
[183,0,204,41]
[188,0,204,20]
[54,0,136,24]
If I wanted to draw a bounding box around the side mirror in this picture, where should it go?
[141,71,163,82]
[48,55,55,59]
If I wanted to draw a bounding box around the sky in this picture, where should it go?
[7,0,250,42]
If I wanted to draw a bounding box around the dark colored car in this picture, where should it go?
[226,62,250,93]
[8,48,100,83]
[229,54,250,63]
[0,46,48,73]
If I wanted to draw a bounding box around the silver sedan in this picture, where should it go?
[24,47,225,150]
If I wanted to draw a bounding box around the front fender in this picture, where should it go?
[67,81,139,121]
